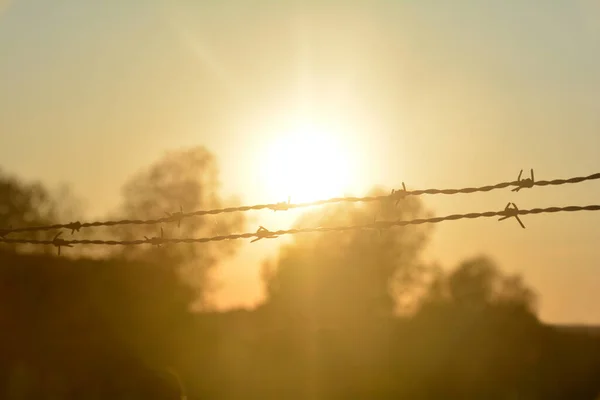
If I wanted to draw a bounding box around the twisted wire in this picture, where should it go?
[1,204,598,252]
[1,171,598,237]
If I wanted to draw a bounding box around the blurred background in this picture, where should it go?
[1,1,600,398]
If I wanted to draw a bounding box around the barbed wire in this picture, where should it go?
[1,203,599,255]
[0,169,598,237]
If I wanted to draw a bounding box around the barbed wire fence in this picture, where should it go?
[1,169,599,255]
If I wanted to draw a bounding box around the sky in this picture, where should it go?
[1,0,600,324]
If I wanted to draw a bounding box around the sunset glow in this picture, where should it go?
[260,120,355,203]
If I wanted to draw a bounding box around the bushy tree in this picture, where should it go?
[407,256,541,398]
[421,255,538,314]
[261,187,432,328]
[0,250,192,399]
[106,146,245,303]
[0,169,79,254]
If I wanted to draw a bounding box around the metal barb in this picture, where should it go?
[498,202,526,229]
[512,169,535,192]
[165,205,184,228]
[269,196,291,212]
[144,227,165,247]
[251,226,278,243]
[66,221,82,235]
[52,232,73,255]
[391,182,408,205]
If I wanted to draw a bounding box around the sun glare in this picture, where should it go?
[261,121,354,203]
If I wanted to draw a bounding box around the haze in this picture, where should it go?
[1,0,600,324]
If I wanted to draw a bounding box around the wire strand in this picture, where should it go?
[1,171,599,236]
[2,204,599,251]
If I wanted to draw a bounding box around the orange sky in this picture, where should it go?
[1,1,600,323]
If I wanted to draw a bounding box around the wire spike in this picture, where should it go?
[144,227,165,247]
[512,168,535,192]
[52,231,73,255]
[498,202,526,229]
[391,182,408,206]
[165,205,184,228]
[66,221,82,235]
[270,196,291,212]
[251,226,278,243]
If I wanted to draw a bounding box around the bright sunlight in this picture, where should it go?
[260,120,355,203]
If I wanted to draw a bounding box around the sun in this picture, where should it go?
[260,121,355,203]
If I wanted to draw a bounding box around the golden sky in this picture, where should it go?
[1,0,600,323]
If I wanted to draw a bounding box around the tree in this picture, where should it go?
[409,256,541,398]
[261,187,432,328]
[106,147,245,303]
[0,249,193,399]
[0,169,79,254]
[421,255,538,314]
[253,189,434,397]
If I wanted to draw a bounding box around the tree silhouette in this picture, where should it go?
[261,187,431,326]
[106,146,245,302]
[406,256,542,398]
[3,164,600,398]
[0,169,79,254]
[0,250,192,399]
[421,255,538,314]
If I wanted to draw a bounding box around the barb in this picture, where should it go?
[250,226,278,243]
[66,221,82,235]
[498,202,525,228]
[269,196,291,212]
[512,169,535,192]
[2,204,599,252]
[165,206,184,228]
[52,232,73,255]
[390,183,408,206]
[1,171,599,236]
[144,227,165,247]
